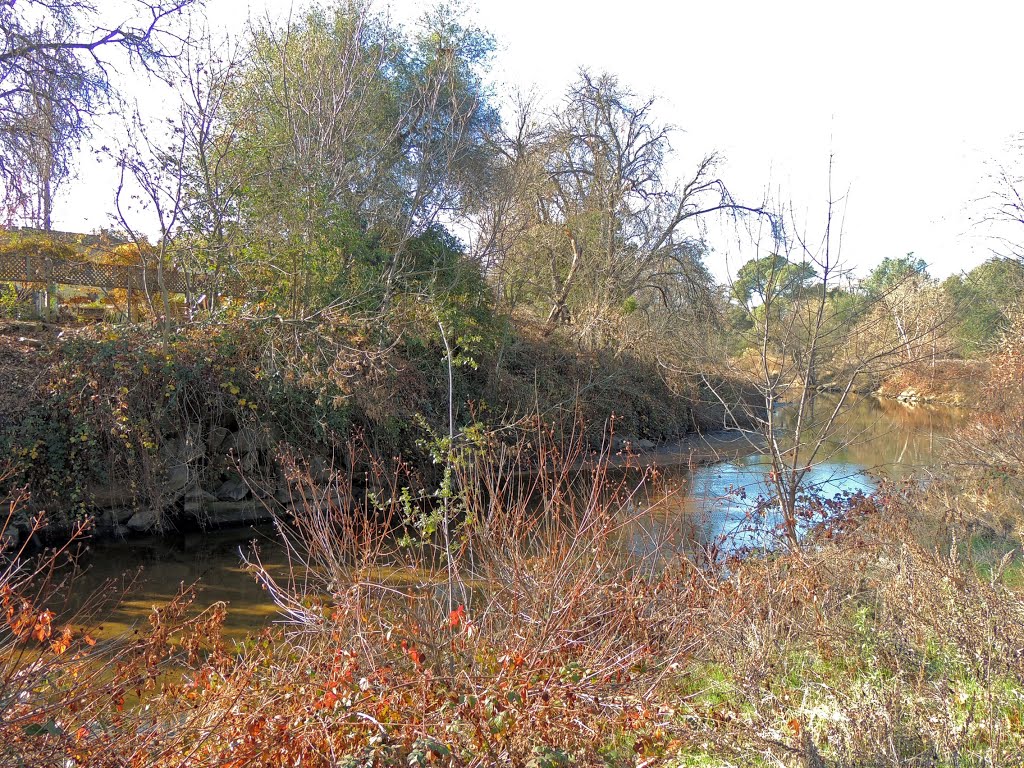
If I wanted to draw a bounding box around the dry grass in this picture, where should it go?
[875,359,987,406]
[2,415,1024,766]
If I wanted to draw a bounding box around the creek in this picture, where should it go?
[65,395,962,640]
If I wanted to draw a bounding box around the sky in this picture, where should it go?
[54,0,1024,282]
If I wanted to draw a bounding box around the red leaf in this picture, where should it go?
[448,604,466,629]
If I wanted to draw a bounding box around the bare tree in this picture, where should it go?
[478,71,762,352]
[0,0,198,225]
[981,133,1024,263]
[114,109,187,343]
[174,29,245,313]
[708,159,956,549]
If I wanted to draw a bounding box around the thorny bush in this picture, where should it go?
[4,415,1024,765]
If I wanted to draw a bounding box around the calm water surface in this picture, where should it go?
[621,395,961,555]
[71,396,962,639]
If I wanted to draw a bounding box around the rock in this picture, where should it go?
[156,427,205,507]
[215,410,239,432]
[126,507,162,533]
[249,480,276,499]
[612,436,656,453]
[309,454,334,483]
[1,526,20,552]
[215,477,250,502]
[196,484,217,502]
[896,388,927,404]
[227,427,263,455]
[99,507,135,528]
[205,501,275,527]
[9,512,33,540]
[164,463,191,493]
[274,484,319,505]
[183,483,217,515]
[241,452,260,474]
[162,427,204,463]
[207,426,230,453]
[87,483,136,509]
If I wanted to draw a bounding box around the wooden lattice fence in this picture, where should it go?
[0,252,243,298]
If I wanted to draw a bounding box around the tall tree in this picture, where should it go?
[731,253,817,308]
[172,30,246,310]
[861,255,940,362]
[861,254,929,298]
[480,71,758,351]
[223,1,497,317]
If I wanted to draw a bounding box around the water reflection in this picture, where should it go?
[71,396,961,637]
[64,527,288,640]
[618,395,961,556]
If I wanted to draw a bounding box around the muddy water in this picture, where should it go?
[70,396,961,640]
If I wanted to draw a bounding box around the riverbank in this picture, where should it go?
[0,316,752,544]
[3,320,1021,766]
[63,394,961,654]
[874,358,988,406]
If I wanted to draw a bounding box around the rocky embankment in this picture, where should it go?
[83,422,301,538]
[2,319,731,547]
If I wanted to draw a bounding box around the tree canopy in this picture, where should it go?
[221,1,497,316]
[861,254,929,297]
[731,253,817,307]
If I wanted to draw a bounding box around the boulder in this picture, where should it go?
[161,437,181,460]
[164,423,203,457]
[227,427,263,455]
[241,452,260,474]
[126,507,162,533]
[215,477,250,502]
[164,463,191,493]
[87,483,136,509]
[896,388,926,404]
[183,483,217,515]
[98,507,135,528]
[612,436,656,453]
[206,425,230,453]
[205,501,275,527]
[309,454,333,483]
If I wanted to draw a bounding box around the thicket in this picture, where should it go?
[0,309,718,522]
[2,386,1024,766]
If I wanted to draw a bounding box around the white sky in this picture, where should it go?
[55,0,1024,282]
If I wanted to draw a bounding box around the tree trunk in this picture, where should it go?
[543,229,582,335]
